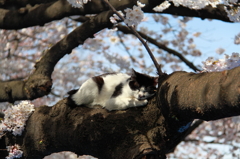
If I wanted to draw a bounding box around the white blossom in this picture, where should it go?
[223,0,238,5]
[6,144,23,159]
[110,16,118,24]
[137,1,146,8]
[224,6,240,22]
[231,52,240,60]
[153,1,171,12]
[0,101,35,137]
[43,151,97,159]
[124,5,144,26]
[216,48,225,54]
[109,4,144,26]
[67,0,91,8]
[234,33,240,44]
[153,0,222,12]
[109,11,124,24]
[109,36,120,44]
[202,52,240,72]
[168,0,221,10]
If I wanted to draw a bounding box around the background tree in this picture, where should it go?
[0,0,240,158]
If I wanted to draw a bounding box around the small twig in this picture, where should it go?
[0,149,7,151]
[116,25,200,72]
[103,0,164,75]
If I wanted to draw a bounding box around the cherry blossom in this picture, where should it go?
[43,151,97,159]
[0,101,35,137]
[124,5,144,26]
[202,52,240,72]
[234,33,240,44]
[6,144,23,159]
[153,1,171,12]
[67,0,91,8]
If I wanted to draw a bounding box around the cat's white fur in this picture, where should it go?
[71,73,148,111]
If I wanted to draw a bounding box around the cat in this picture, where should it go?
[68,69,158,111]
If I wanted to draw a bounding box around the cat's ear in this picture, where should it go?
[153,77,158,86]
[131,69,137,79]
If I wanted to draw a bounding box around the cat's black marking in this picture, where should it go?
[92,76,104,93]
[111,83,123,98]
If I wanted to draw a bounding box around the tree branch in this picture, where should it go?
[0,10,114,103]
[0,0,232,30]
[117,25,200,72]
[4,67,240,158]
[157,67,240,121]
[0,0,57,8]
[0,0,107,30]
[144,1,230,22]
[103,0,163,75]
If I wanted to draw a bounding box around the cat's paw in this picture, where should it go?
[136,99,148,106]
[141,99,148,105]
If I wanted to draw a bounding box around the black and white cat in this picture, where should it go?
[68,69,158,111]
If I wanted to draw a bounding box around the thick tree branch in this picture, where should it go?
[146,2,230,22]
[158,66,240,121]
[3,68,240,158]
[0,0,130,30]
[0,10,114,103]
[0,0,232,30]
[0,0,79,29]
[0,0,57,9]
[117,25,200,72]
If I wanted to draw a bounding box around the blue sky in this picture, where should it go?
[135,14,240,73]
[187,18,239,61]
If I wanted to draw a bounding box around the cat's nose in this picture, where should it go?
[139,95,145,99]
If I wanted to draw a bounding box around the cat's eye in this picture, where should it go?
[129,81,139,90]
[145,86,157,93]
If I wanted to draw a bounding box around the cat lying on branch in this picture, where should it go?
[68,69,158,111]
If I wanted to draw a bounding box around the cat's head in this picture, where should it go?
[129,69,158,100]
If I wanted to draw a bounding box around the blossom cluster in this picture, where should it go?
[235,33,240,44]
[152,0,240,22]
[109,11,124,24]
[0,101,35,137]
[124,5,144,26]
[202,52,240,72]
[224,6,240,22]
[67,0,91,8]
[153,1,171,12]
[110,2,145,26]
[43,151,97,159]
[153,0,221,12]
[6,144,23,159]
[170,0,221,9]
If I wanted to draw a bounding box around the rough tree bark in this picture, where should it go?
[1,66,240,159]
